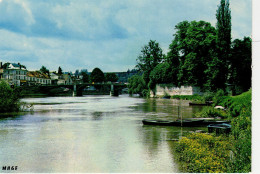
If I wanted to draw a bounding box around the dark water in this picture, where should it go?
[0,95,205,173]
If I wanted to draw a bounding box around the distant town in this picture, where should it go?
[0,62,138,87]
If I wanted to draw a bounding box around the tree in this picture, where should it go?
[136,40,165,84]
[105,73,118,82]
[75,69,80,76]
[229,37,252,94]
[58,66,63,75]
[90,68,105,83]
[167,20,217,89]
[80,71,89,83]
[149,62,173,89]
[0,80,21,112]
[127,75,148,97]
[40,66,49,75]
[215,0,232,89]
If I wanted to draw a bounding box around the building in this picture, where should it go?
[26,71,51,85]
[2,63,28,86]
[50,72,73,85]
[62,74,73,85]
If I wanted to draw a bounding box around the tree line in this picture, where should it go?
[128,0,251,97]
[40,66,118,83]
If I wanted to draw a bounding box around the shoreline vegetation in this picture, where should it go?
[0,80,33,116]
[174,89,251,173]
[0,80,21,113]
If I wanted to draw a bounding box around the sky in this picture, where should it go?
[0,0,252,73]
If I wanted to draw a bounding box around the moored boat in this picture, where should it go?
[142,119,230,127]
[142,119,174,126]
[142,119,203,127]
[207,123,231,134]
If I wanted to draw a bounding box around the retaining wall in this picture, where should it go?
[150,84,203,97]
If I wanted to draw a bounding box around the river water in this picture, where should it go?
[0,95,205,173]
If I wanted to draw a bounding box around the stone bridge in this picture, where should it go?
[39,83,127,96]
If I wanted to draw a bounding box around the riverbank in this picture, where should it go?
[173,90,251,173]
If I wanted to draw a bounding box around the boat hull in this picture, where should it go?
[142,119,230,127]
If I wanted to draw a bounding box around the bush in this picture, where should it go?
[0,80,21,113]
[175,133,232,173]
[195,106,228,118]
[176,90,252,173]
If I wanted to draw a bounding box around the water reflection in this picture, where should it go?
[0,95,205,173]
[133,98,203,121]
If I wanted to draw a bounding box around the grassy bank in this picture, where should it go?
[174,89,251,173]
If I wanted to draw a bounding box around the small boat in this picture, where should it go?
[201,120,230,125]
[142,119,203,127]
[208,123,231,134]
[142,119,230,127]
[142,119,174,126]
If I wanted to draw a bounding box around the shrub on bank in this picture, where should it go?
[175,133,232,173]
[175,89,251,173]
[194,106,228,118]
[0,80,21,113]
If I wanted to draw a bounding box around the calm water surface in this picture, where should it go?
[0,95,205,173]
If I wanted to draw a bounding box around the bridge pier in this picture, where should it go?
[110,84,119,96]
[73,84,83,96]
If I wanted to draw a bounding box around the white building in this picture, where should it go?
[3,63,28,86]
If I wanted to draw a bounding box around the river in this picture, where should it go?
[0,95,205,173]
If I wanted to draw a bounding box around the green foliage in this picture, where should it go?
[136,40,165,84]
[80,71,89,83]
[40,66,49,75]
[127,75,147,97]
[105,73,118,82]
[215,0,232,90]
[195,107,228,118]
[171,94,202,101]
[90,67,105,83]
[212,89,226,105]
[148,62,173,89]
[58,66,63,75]
[187,90,251,173]
[0,80,21,113]
[202,92,214,102]
[175,133,232,173]
[229,37,252,94]
[167,20,217,89]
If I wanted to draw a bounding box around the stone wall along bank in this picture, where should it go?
[150,84,203,97]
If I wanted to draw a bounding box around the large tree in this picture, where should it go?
[127,75,148,97]
[105,73,118,82]
[215,0,232,89]
[167,20,217,89]
[90,68,105,83]
[136,40,165,84]
[229,37,252,94]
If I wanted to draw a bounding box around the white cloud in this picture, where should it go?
[0,0,252,72]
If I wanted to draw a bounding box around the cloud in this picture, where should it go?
[0,0,252,72]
